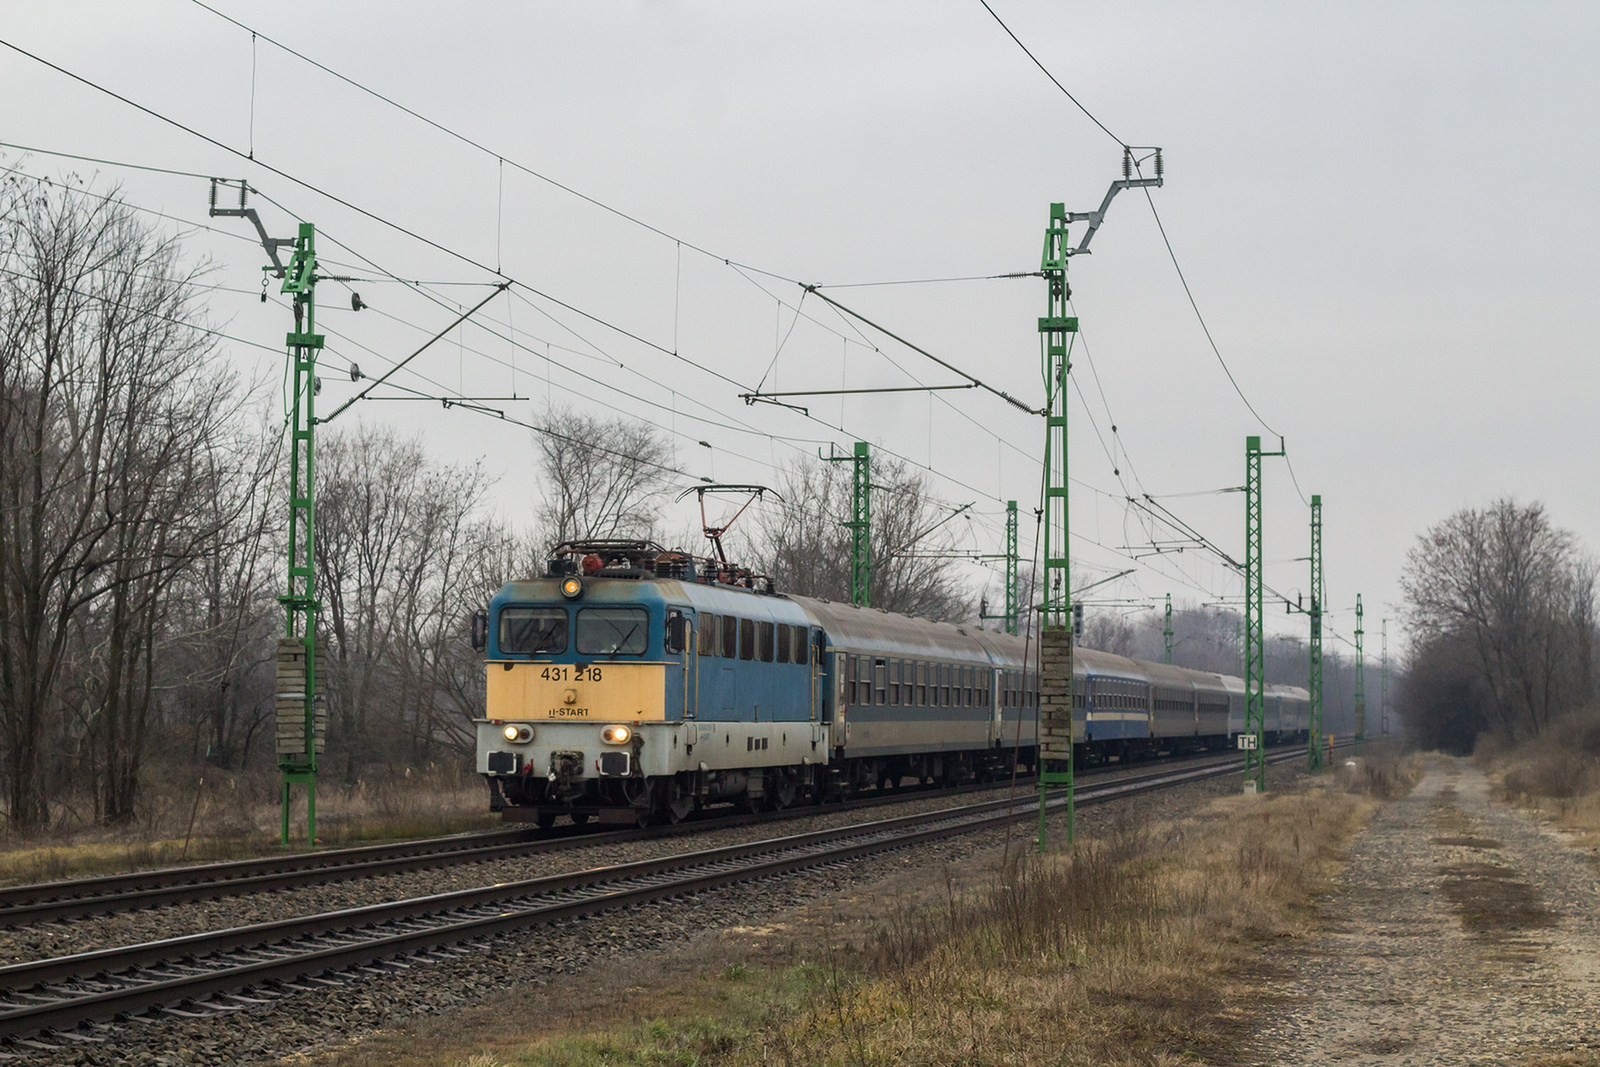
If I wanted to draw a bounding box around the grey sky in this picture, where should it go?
[5,2,1596,654]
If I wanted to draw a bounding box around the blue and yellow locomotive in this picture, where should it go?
[473,540,1308,826]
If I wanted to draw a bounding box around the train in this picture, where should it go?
[472,539,1309,827]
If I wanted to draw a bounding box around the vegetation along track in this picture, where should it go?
[0,745,1331,1048]
[0,743,1308,926]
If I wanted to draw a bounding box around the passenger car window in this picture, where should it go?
[575,607,649,655]
[498,607,567,655]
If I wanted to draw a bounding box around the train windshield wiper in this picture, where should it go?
[610,623,640,653]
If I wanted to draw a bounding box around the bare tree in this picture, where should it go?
[1401,499,1597,741]
[315,425,509,776]
[1082,612,1137,657]
[0,177,243,828]
[532,406,674,546]
[755,453,971,620]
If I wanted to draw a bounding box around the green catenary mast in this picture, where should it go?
[1164,593,1174,664]
[1307,494,1324,773]
[1243,435,1282,792]
[210,182,325,845]
[825,442,872,607]
[1005,500,1019,635]
[1354,594,1366,746]
[1035,154,1164,849]
[1038,203,1077,850]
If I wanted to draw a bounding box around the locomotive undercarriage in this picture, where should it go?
[490,730,1254,830]
[491,747,1042,828]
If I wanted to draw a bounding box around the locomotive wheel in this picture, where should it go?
[570,812,591,827]
[771,772,797,810]
[535,811,556,831]
[661,780,695,824]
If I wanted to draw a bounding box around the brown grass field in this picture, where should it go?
[309,751,1415,1067]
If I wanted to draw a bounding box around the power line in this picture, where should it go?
[184,0,793,285]
[976,0,1126,147]
[812,271,1039,289]
[0,37,1107,571]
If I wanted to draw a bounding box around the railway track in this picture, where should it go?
[0,743,1304,927]
[0,743,1332,1048]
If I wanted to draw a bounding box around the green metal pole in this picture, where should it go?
[1307,494,1324,773]
[1244,436,1267,793]
[280,222,322,846]
[1354,594,1366,749]
[852,443,871,607]
[823,443,872,608]
[1005,500,1019,636]
[1038,203,1077,851]
[1164,593,1173,664]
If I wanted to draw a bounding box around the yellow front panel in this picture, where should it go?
[486,662,667,722]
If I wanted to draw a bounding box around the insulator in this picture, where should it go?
[1122,148,1131,179]
[208,180,217,211]
[1155,149,1164,179]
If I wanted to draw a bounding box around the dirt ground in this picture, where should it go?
[1251,755,1600,1066]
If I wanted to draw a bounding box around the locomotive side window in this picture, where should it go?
[498,607,567,655]
[739,618,756,661]
[698,613,718,656]
[575,607,648,655]
[758,621,775,662]
[793,627,809,665]
[775,623,791,663]
[721,616,738,658]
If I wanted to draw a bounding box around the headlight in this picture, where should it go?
[560,576,583,600]
[501,723,534,744]
[602,724,631,745]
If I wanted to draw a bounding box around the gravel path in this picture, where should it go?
[1251,755,1600,1065]
[14,759,1273,1065]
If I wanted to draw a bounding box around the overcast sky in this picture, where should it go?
[4,2,1597,657]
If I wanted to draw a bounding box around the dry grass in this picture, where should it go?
[1334,747,1424,801]
[0,763,493,885]
[1482,709,1600,852]
[393,772,1396,1067]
